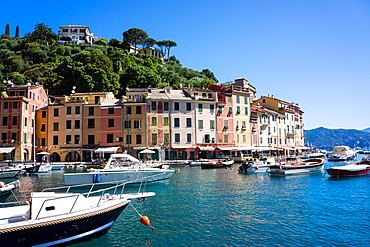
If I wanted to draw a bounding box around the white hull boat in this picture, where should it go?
[238,157,276,174]
[64,153,175,185]
[268,158,325,175]
[0,178,155,246]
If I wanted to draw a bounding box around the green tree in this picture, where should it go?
[200,69,218,82]
[5,55,26,73]
[31,23,56,45]
[59,36,72,44]
[142,38,156,48]
[120,55,161,91]
[95,38,108,46]
[5,24,10,36]
[54,50,120,95]
[157,40,177,59]
[15,26,19,38]
[122,28,148,52]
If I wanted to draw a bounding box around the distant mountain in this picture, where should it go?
[305,127,370,150]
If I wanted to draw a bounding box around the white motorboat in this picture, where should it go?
[0,178,155,246]
[64,153,175,185]
[238,157,276,174]
[327,146,356,161]
[268,158,326,175]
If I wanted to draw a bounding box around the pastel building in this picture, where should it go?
[183,88,217,159]
[124,89,149,158]
[253,95,305,155]
[39,92,122,162]
[0,84,48,162]
[145,88,173,160]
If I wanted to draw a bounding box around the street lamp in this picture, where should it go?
[71,86,76,94]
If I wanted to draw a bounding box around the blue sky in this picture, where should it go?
[2,0,370,130]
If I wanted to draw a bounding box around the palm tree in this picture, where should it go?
[32,23,55,45]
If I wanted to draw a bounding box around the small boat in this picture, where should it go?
[0,168,22,179]
[0,180,20,200]
[0,177,155,246]
[327,146,356,161]
[37,162,52,172]
[268,158,325,175]
[64,153,175,185]
[238,157,276,174]
[326,157,370,177]
[200,159,234,169]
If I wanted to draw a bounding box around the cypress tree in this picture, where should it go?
[5,24,10,36]
[15,25,19,38]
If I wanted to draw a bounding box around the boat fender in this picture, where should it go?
[0,181,4,188]
[93,173,101,183]
[140,216,157,231]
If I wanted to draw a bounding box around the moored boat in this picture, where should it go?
[238,157,276,174]
[0,168,22,179]
[200,159,234,169]
[0,178,155,246]
[268,158,325,175]
[327,146,356,161]
[326,157,370,177]
[0,180,20,200]
[64,153,175,185]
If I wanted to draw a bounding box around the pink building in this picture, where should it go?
[0,83,48,162]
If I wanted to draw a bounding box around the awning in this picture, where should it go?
[238,146,256,151]
[198,146,215,151]
[59,148,81,152]
[0,147,16,153]
[217,146,239,151]
[94,146,120,153]
[171,146,197,149]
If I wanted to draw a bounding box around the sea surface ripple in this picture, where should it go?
[7,156,370,247]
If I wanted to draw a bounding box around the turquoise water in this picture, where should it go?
[5,157,370,247]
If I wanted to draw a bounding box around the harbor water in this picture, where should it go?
[4,157,370,247]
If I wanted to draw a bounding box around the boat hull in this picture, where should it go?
[326,167,370,177]
[0,202,128,247]
[0,170,21,179]
[200,161,234,169]
[64,170,175,185]
[268,159,325,176]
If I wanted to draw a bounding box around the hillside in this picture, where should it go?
[305,127,370,149]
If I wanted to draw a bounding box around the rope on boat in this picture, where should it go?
[129,202,157,231]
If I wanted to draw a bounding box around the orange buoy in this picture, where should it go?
[140,215,157,231]
[140,216,151,226]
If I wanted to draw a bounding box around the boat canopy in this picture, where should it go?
[104,154,141,169]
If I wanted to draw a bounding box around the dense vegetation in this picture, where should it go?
[0,24,218,97]
[305,127,370,150]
